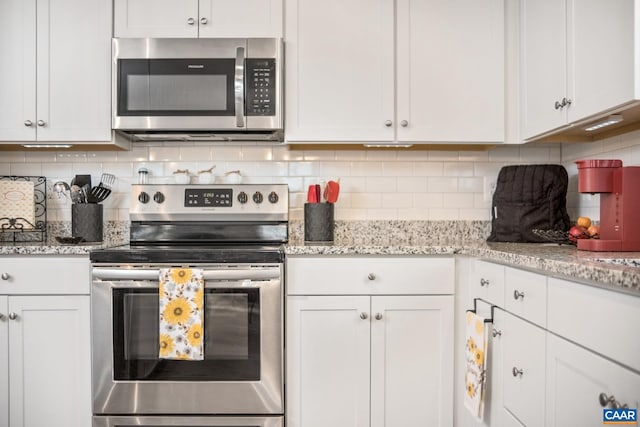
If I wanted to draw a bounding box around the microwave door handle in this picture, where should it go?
[235,46,245,128]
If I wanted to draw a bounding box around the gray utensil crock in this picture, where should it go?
[304,203,334,243]
[72,204,103,243]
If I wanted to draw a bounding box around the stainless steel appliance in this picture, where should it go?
[90,184,288,427]
[112,38,283,142]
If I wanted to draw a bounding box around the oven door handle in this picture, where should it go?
[91,268,280,281]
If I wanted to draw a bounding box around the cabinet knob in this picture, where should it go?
[598,393,624,408]
[512,367,523,377]
[0,314,4,321]
[359,312,368,320]
[200,17,208,25]
[37,120,46,127]
[1,272,9,280]
[8,312,18,321]
[24,120,33,127]
[492,329,502,338]
[187,17,195,25]
[400,120,408,127]
[554,100,563,110]
[480,278,489,287]
[513,290,525,300]
[562,97,572,107]
[375,313,383,320]
[367,273,376,281]
[384,120,392,127]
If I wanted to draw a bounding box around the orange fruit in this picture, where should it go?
[587,225,600,237]
[576,216,592,229]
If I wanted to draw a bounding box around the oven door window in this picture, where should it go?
[117,58,235,116]
[112,288,260,381]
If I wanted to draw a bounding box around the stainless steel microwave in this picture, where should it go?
[112,38,283,142]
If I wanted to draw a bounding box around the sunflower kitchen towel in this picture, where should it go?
[464,310,489,419]
[159,268,204,360]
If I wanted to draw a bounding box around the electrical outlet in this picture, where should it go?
[483,177,497,202]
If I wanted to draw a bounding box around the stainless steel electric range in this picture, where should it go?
[90,184,288,427]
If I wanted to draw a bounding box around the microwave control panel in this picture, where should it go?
[246,59,276,116]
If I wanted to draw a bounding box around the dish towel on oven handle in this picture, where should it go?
[464,310,489,419]
[159,268,204,360]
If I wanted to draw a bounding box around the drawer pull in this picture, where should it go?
[513,290,525,300]
[492,329,502,338]
[1,272,9,280]
[8,312,18,321]
[359,312,368,320]
[367,273,376,281]
[375,313,383,320]
[480,278,490,287]
[512,367,523,377]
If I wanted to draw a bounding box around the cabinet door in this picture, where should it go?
[0,0,37,141]
[284,0,395,142]
[370,295,453,427]
[37,0,111,141]
[521,0,567,139]
[546,333,640,427]
[568,0,635,122]
[396,0,504,143]
[8,295,91,427]
[199,0,282,37]
[502,312,545,427]
[114,0,199,37]
[0,296,8,427]
[286,296,371,427]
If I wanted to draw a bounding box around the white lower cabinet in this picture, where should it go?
[286,256,454,427]
[546,333,640,427]
[0,257,91,427]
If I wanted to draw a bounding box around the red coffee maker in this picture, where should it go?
[575,159,640,251]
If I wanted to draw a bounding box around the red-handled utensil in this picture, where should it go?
[324,180,340,203]
[307,185,318,203]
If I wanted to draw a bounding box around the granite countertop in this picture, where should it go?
[286,238,640,296]
[2,218,639,296]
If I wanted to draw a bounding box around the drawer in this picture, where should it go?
[286,256,454,295]
[471,260,505,306]
[504,267,547,327]
[502,312,546,427]
[547,277,640,372]
[0,256,89,294]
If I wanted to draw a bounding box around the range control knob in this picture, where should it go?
[237,191,248,204]
[138,192,150,204]
[153,192,165,204]
[252,191,264,204]
[268,191,279,204]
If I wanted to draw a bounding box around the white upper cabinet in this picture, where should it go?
[285,0,505,144]
[521,0,638,141]
[114,0,283,38]
[0,0,112,143]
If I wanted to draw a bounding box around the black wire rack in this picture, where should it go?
[0,176,47,244]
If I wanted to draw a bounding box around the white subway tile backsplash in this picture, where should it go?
[365,177,397,193]
[381,193,412,208]
[382,161,413,177]
[396,177,428,192]
[149,147,180,161]
[427,177,457,193]
[6,131,639,222]
[443,193,474,209]
[444,162,474,177]
[10,163,43,176]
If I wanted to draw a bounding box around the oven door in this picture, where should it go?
[91,264,283,415]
